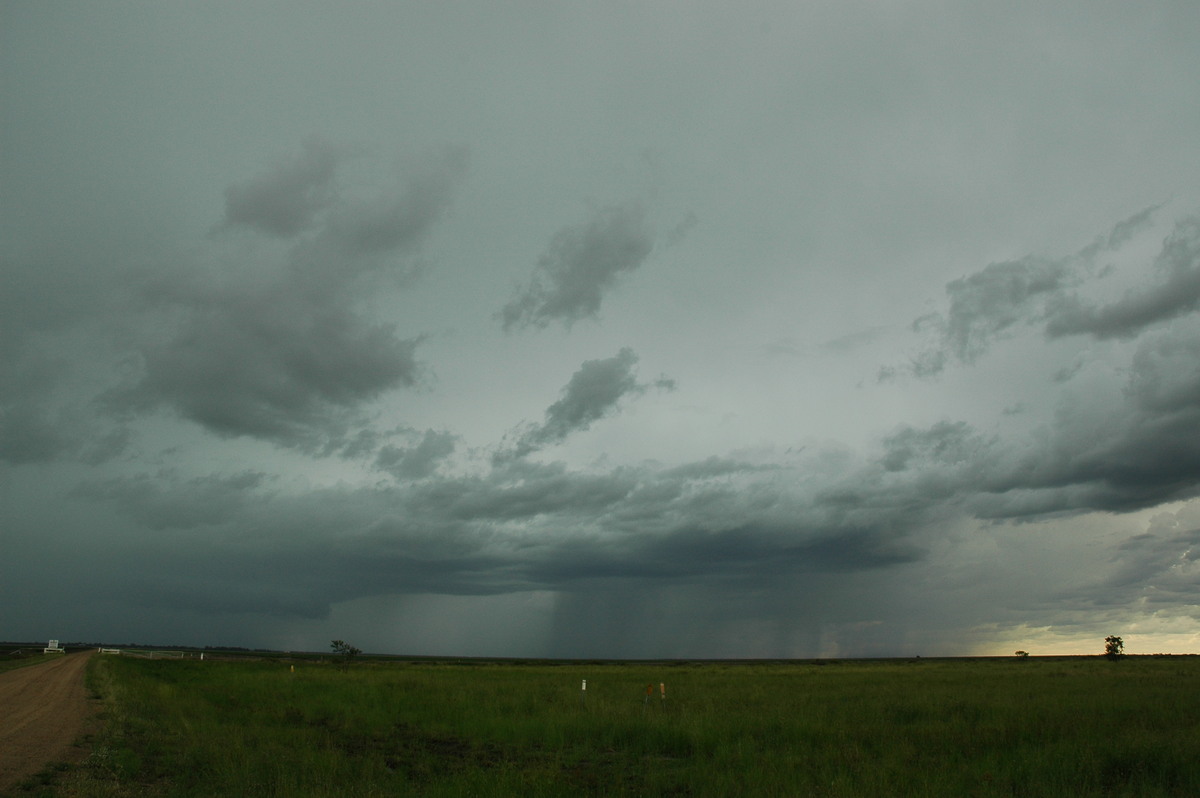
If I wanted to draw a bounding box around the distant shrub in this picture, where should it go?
[330,639,362,671]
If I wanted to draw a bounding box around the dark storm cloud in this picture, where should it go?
[419,461,642,525]
[375,429,457,480]
[899,207,1189,377]
[499,202,654,331]
[530,347,641,445]
[0,360,72,464]
[1083,202,1162,256]
[1,144,465,463]
[219,139,467,252]
[661,456,780,481]
[80,452,930,621]
[869,305,1200,522]
[0,246,140,464]
[931,330,1200,517]
[501,348,674,459]
[111,146,466,450]
[7,0,1200,658]
[119,290,424,446]
[221,138,338,237]
[897,253,1078,378]
[14,217,1200,640]
[520,524,919,586]
[941,256,1075,365]
[278,145,468,291]
[881,421,991,472]
[75,470,270,530]
[0,250,121,357]
[0,354,133,467]
[59,298,1200,626]
[1059,330,1200,509]
[1046,216,1200,340]
[1126,322,1200,414]
[323,149,467,259]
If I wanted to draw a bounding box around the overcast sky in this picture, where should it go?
[4,1,1200,658]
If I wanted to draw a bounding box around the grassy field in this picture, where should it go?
[28,653,1200,797]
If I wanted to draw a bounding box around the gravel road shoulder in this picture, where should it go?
[0,651,96,792]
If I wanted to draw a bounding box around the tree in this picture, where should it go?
[1104,635,1124,660]
[1014,650,1029,658]
[330,639,361,671]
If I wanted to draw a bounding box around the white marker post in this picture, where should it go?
[580,678,587,708]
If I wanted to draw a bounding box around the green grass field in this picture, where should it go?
[31,654,1200,797]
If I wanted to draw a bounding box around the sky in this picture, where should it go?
[3,1,1200,659]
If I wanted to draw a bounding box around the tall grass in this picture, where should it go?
[53,655,1200,796]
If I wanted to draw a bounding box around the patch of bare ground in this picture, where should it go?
[0,651,97,793]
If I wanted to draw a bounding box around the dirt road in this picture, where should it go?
[0,651,95,792]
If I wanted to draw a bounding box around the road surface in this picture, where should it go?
[0,651,95,792]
